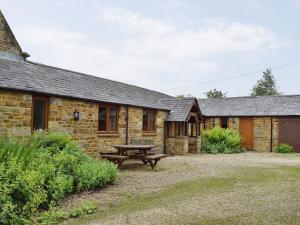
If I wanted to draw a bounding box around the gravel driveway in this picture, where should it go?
[62,152,300,225]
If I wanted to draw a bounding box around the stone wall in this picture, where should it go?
[196,136,202,153]
[0,11,22,55]
[228,117,239,131]
[0,90,31,137]
[204,117,220,129]
[253,117,279,152]
[127,107,166,153]
[166,136,189,155]
[204,116,279,152]
[48,97,119,156]
[0,90,167,156]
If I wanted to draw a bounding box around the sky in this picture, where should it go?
[1,0,300,98]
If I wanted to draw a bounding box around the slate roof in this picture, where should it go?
[0,58,172,110]
[199,95,300,116]
[162,97,199,121]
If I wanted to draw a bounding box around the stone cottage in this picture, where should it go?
[199,96,300,153]
[0,10,202,156]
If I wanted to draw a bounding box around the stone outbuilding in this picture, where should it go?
[199,96,300,153]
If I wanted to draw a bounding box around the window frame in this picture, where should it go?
[166,122,184,137]
[142,109,156,133]
[175,122,183,137]
[98,105,119,133]
[31,96,49,132]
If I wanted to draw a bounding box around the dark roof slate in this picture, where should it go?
[0,58,172,110]
[162,98,198,121]
[199,95,300,116]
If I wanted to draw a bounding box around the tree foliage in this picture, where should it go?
[205,89,227,98]
[251,68,279,96]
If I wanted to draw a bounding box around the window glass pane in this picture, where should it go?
[99,107,107,131]
[109,107,117,131]
[142,111,148,131]
[33,98,47,130]
[149,112,155,130]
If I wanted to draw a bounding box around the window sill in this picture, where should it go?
[142,132,157,136]
[98,133,120,137]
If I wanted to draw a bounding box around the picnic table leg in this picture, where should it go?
[148,159,155,169]
[141,159,148,165]
[153,159,160,167]
[117,159,125,166]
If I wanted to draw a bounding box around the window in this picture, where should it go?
[98,105,118,133]
[142,110,156,132]
[175,122,183,136]
[221,117,228,129]
[32,96,48,131]
[166,122,173,137]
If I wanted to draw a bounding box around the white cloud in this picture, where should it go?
[16,4,288,95]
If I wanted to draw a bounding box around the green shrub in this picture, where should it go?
[276,144,294,154]
[202,127,245,154]
[75,160,117,192]
[0,132,118,225]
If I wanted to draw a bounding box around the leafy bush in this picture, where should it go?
[276,144,294,154]
[75,160,117,192]
[0,132,118,225]
[202,127,245,154]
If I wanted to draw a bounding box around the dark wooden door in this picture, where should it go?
[239,117,254,150]
[279,118,300,153]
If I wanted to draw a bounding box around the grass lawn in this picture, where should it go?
[61,153,300,225]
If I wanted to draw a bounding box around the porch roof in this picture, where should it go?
[162,97,201,121]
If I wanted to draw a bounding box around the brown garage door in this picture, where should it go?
[239,117,254,150]
[279,118,300,153]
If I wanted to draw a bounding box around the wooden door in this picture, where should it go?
[279,118,300,153]
[239,117,254,149]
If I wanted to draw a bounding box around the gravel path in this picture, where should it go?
[61,152,300,225]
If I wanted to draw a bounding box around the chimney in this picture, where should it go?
[0,10,29,61]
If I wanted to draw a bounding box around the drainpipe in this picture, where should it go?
[163,122,167,154]
[270,116,273,152]
[125,105,129,144]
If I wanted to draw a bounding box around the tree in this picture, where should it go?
[251,68,279,96]
[205,89,227,98]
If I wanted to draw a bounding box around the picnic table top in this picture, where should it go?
[113,144,155,150]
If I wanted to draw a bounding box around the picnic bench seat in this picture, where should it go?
[145,154,168,169]
[101,154,129,166]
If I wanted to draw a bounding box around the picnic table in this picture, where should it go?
[100,144,167,169]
